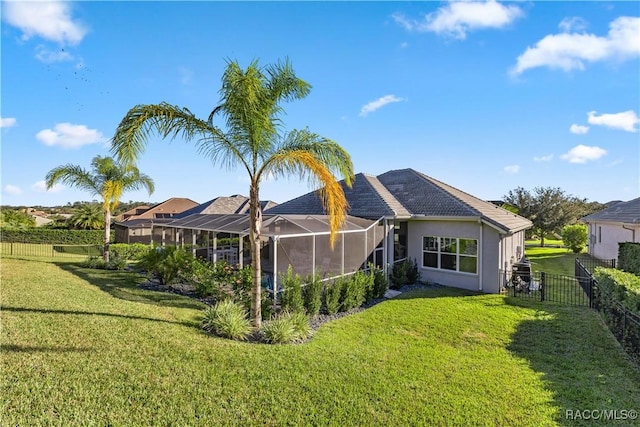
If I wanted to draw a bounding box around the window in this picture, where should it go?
[422,236,478,274]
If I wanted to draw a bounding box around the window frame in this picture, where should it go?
[422,235,478,275]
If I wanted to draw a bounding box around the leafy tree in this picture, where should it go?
[504,186,583,247]
[111,58,354,327]
[561,224,588,253]
[45,155,155,262]
[0,209,35,229]
[70,203,104,230]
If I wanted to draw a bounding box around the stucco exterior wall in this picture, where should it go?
[587,221,638,262]
[405,219,526,294]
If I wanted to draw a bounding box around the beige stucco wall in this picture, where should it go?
[405,219,526,294]
[587,221,638,262]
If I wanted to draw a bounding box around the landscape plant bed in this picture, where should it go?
[3,258,639,426]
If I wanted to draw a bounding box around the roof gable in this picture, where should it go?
[178,195,279,217]
[131,198,199,219]
[582,197,640,224]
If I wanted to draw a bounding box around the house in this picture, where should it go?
[113,197,199,243]
[175,195,278,218]
[582,197,640,262]
[266,168,532,293]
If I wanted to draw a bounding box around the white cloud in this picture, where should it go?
[587,110,639,132]
[533,154,553,162]
[3,1,88,45]
[35,45,74,63]
[560,144,607,163]
[32,180,64,193]
[393,1,523,39]
[36,123,105,149]
[503,165,520,174]
[360,95,405,117]
[511,16,639,75]
[1,117,17,128]
[559,17,588,33]
[569,124,590,134]
[4,184,23,195]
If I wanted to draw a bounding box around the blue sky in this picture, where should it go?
[1,1,639,208]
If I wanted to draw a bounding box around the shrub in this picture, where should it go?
[138,246,193,286]
[371,264,388,300]
[281,266,304,313]
[595,267,640,314]
[561,224,588,253]
[303,273,323,316]
[0,229,111,244]
[341,272,368,311]
[110,243,150,261]
[262,311,312,344]
[323,278,345,315]
[201,300,252,340]
[390,258,420,288]
[618,242,640,275]
[81,254,127,271]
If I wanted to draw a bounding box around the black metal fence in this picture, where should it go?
[500,269,592,306]
[575,258,640,364]
[0,242,102,258]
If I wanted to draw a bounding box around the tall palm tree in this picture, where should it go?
[45,155,155,262]
[111,59,354,327]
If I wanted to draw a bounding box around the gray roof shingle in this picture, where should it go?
[177,195,278,218]
[266,168,532,233]
[582,197,640,224]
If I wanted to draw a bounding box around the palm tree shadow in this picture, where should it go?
[57,263,207,311]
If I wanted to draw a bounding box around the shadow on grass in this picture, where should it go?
[57,263,207,311]
[1,343,93,354]
[504,297,640,426]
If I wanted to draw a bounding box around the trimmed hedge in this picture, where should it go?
[594,267,640,314]
[1,228,113,244]
[618,242,640,275]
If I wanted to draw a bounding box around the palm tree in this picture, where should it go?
[45,155,155,262]
[70,203,104,230]
[111,59,354,327]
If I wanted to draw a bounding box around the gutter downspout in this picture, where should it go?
[622,224,636,242]
[478,220,483,292]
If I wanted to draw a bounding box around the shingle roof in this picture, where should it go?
[268,168,532,233]
[582,197,640,224]
[265,173,410,219]
[177,195,279,217]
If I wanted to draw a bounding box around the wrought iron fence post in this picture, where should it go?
[540,272,545,302]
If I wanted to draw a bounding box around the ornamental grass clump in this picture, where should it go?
[201,300,252,341]
[262,310,312,344]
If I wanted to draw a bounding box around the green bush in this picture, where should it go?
[371,264,388,300]
[0,229,112,244]
[303,273,323,316]
[281,266,304,313]
[261,311,311,344]
[595,267,640,314]
[137,246,193,286]
[618,242,640,275]
[110,243,150,261]
[390,258,420,288]
[561,224,588,253]
[341,271,368,311]
[80,255,127,271]
[323,278,345,315]
[201,300,252,341]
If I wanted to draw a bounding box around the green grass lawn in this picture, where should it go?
[2,258,639,426]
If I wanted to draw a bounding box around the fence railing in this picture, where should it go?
[575,258,639,364]
[500,269,592,306]
[0,242,102,259]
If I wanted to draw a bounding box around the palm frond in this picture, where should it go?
[262,143,354,247]
[111,102,232,166]
[45,165,100,196]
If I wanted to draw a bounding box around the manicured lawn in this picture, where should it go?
[2,258,639,426]
[526,238,565,248]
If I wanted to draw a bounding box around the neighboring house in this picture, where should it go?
[266,168,532,294]
[113,198,199,243]
[176,195,278,217]
[582,197,640,262]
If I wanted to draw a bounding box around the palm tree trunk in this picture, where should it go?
[249,182,262,328]
[104,209,111,263]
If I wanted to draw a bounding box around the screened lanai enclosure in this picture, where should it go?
[153,214,388,288]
